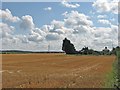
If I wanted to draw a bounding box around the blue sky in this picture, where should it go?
[0,1,119,51]
[2,2,118,27]
[2,2,93,27]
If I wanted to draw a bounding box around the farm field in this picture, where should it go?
[2,54,115,88]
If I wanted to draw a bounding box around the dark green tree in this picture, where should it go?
[62,38,76,54]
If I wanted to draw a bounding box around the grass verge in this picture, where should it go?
[105,51,120,89]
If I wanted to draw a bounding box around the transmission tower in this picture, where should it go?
[48,43,50,52]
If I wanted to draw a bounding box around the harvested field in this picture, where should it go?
[2,54,115,88]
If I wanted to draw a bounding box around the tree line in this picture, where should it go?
[62,38,120,55]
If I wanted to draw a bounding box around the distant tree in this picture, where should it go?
[111,47,116,55]
[102,47,110,55]
[62,38,77,54]
[116,46,120,50]
[80,47,90,55]
[88,49,94,54]
[115,46,120,55]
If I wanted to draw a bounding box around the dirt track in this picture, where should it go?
[2,54,115,88]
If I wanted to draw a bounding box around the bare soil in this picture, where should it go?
[2,54,115,88]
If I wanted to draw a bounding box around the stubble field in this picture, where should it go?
[2,53,115,88]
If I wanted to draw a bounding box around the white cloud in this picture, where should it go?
[64,11,93,28]
[39,11,117,50]
[119,24,120,45]
[93,27,112,39]
[98,19,111,25]
[51,20,64,29]
[46,33,63,41]
[61,0,80,8]
[0,23,24,48]
[97,15,107,19]
[110,18,115,22]
[49,28,66,34]
[19,15,47,43]
[92,0,118,14]
[40,25,50,33]
[44,7,52,11]
[91,25,118,50]
[16,35,29,43]
[0,9,20,22]
[0,22,15,38]
[62,11,68,16]
[28,33,43,42]
[20,15,35,30]
[32,28,46,36]
[111,24,118,35]
[1,9,118,51]
[27,28,46,42]
[73,25,90,34]
[48,20,65,34]
[40,20,66,36]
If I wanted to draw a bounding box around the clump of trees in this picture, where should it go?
[62,38,77,54]
[62,38,120,55]
[78,47,101,55]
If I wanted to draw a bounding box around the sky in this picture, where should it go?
[0,0,119,51]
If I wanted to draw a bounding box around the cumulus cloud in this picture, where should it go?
[51,29,65,34]
[41,25,52,33]
[117,23,120,45]
[61,0,80,8]
[40,20,66,38]
[28,34,43,42]
[32,28,46,36]
[28,28,46,42]
[93,27,112,39]
[63,10,93,35]
[92,0,118,14]
[92,25,118,50]
[48,20,65,34]
[0,9,46,44]
[20,15,35,30]
[61,10,118,50]
[44,11,94,42]
[0,22,23,47]
[16,35,29,43]
[0,9,20,22]
[73,25,91,34]
[62,11,68,16]
[64,11,93,28]
[0,22,15,38]
[111,24,118,36]
[46,33,63,41]
[1,9,118,51]
[97,15,107,19]
[44,7,52,11]
[51,20,64,29]
[98,19,111,25]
